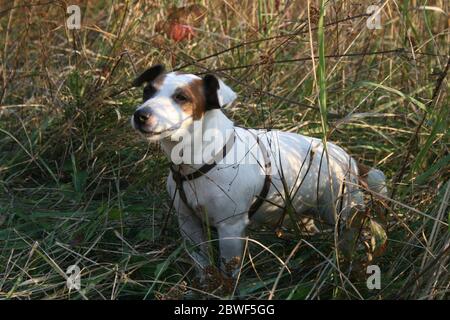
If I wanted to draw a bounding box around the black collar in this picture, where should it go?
[170,130,236,183]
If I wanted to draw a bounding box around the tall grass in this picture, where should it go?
[0,0,448,299]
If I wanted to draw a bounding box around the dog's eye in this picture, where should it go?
[174,93,189,103]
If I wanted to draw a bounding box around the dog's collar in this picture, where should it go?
[170,130,236,183]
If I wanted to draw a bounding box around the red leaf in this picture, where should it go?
[169,23,195,42]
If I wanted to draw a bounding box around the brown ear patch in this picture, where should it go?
[178,79,206,120]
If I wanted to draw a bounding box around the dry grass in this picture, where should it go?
[0,0,448,299]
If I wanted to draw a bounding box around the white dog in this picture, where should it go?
[131,64,387,278]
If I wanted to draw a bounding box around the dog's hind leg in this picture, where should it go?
[335,161,366,257]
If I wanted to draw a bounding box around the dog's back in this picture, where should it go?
[247,128,386,230]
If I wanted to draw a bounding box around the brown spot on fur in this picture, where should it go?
[178,79,206,120]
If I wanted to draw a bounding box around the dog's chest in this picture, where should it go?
[168,164,263,225]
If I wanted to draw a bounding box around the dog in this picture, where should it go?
[131,64,388,279]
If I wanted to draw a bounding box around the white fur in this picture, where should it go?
[217,78,237,107]
[131,72,387,277]
[367,168,388,196]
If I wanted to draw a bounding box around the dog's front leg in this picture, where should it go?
[216,217,248,277]
[177,204,210,278]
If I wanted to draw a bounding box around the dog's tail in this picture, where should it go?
[367,168,388,197]
[358,163,388,197]
[347,163,388,259]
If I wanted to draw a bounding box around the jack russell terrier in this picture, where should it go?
[131,64,388,279]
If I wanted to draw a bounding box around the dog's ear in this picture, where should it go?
[203,74,237,110]
[132,64,165,87]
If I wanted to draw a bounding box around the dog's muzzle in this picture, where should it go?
[133,107,155,134]
[134,107,152,126]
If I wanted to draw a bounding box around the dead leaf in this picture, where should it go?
[369,219,388,257]
[156,4,207,43]
[169,23,195,42]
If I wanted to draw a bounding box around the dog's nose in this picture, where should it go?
[134,108,152,126]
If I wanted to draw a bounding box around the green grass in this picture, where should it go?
[0,0,449,299]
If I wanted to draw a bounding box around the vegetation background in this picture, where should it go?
[0,0,448,299]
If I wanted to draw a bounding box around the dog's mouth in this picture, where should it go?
[135,122,185,139]
[133,116,192,138]
[136,126,171,137]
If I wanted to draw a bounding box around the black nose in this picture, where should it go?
[134,108,152,125]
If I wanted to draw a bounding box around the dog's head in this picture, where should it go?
[131,64,236,141]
